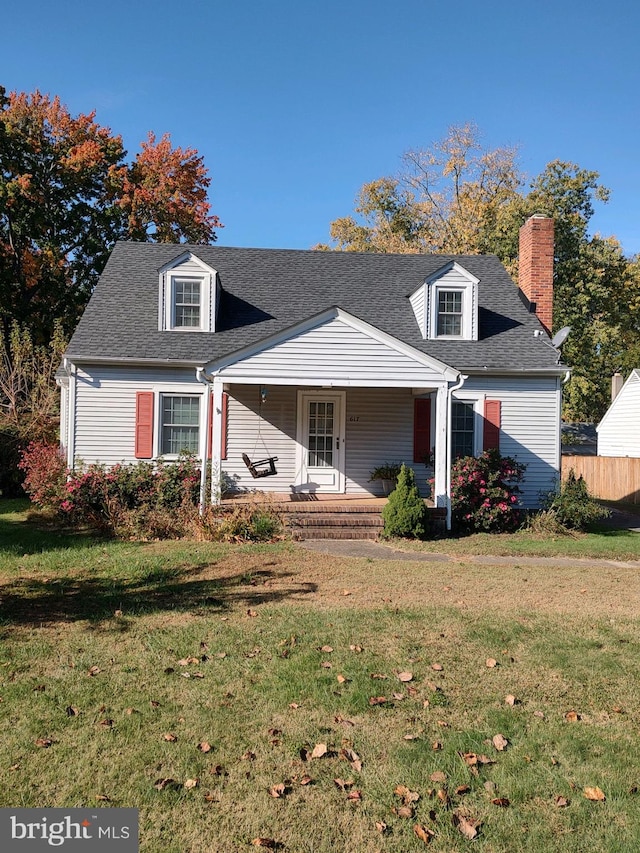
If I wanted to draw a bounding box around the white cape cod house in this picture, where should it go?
[58,216,568,527]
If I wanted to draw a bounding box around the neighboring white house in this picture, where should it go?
[597,369,640,457]
[58,216,568,526]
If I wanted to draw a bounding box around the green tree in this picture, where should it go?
[321,128,639,423]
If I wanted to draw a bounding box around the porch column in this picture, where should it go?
[433,384,448,511]
[210,375,224,505]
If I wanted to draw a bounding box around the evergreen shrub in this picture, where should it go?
[381,463,427,539]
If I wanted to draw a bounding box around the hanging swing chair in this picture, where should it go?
[242,388,278,478]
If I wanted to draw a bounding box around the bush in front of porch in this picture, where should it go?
[451,449,526,534]
[381,463,428,539]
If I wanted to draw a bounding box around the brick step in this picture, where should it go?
[291,513,384,528]
[292,526,381,540]
[276,504,386,515]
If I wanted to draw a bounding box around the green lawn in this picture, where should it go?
[1,501,640,852]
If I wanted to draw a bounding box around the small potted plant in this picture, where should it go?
[369,462,403,496]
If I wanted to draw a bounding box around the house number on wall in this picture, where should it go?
[348,416,360,422]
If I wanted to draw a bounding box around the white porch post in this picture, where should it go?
[210,375,224,505]
[434,384,449,514]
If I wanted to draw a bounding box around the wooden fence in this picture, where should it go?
[561,455,640,504]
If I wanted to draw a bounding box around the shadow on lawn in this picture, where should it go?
[0,501,102,557]
[0,563,318,627]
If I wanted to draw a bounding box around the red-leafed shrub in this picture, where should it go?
[18,441,67,508]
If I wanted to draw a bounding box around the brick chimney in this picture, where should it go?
[518,214,554,334]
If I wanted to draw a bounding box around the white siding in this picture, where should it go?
[598,372,640,456]
[459,376,561,507]
[223,385,431,497]
[410,287,426,338]
[73,365,203,466]
[221,318,447,385]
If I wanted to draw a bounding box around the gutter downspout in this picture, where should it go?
[196,367,211,514]
[446,373,468,530]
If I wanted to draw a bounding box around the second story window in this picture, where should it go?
[437,290,463,336]
[174,278,201,328]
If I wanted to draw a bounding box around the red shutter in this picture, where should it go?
[413,398,431,463]
[135,391,154,458]
[207,391,228,460]
[483,399,501,451]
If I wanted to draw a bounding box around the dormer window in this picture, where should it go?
[437,290,463,336]
[409,261,479,341]
[173,277,202,328]
[159,252,218,332]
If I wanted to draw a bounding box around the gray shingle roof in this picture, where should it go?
[65,242,565,372]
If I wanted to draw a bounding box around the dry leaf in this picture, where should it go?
[486,658,498,668]
[414,824,435,844]
[98,718,113,728]
[184,778,199,790]
[584,786,606,801]
[393,805,414,819]
[453,813,479,840]
[66,706,79,717]
[437,789,450,806]
[350,644,363,653]
[311,743,328,759]
[375,820,387,834]
[555,795,569,807]
[369,696,387,706]
[492,733,509,751]
[35,738,53,748]
[95,794,111,802]
[341,590,352,596]
[398,671,413,682]
[404,733,420,740]
[321,661,332,669]
[430,771,447,783]
[241,750,256,761]
[289,702,300,709]
[299,775,312,786]
[269,783,287,798]
[371,673,388,680]
[394,784,420,804]
[336,674,347,684]
[87,666,101,676]
[178,656,199,666]
[163,733,178,742]
[484,781,497,793]
[334,714,355,726]
[9,764,20,771]
[154,778,178,791]
[346,789,362,801]
[251,839,277,849]
[333,777,353,791]
[505,694,517,706]
[431,663,443,672]
[320,645,334,653]
[565,710,581,722]
[114,609,123,617]
[533,710,545,719]
[455,785,471,795]
[247,609,258,618]
[491,797,510,807]
[197,741,212,753]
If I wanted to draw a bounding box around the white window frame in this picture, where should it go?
[159,393,201,458]
[414,261,478,341]
[450,394,486,458]
[435,287,465,338]
[158,252,217,332]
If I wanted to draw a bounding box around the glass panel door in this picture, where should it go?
[307,400,334,467]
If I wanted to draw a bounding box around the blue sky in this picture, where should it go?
[5,0,640,254]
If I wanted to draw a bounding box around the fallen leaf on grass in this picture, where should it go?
[414,824,435,844]
[197,741,212,753]
[461,752,495,767]
[184,778,198,790]
[403,733,420,740]
[241,750,256,761]
[269,783,288,798]
[247,609,258,618]
[565,710,581,722]
[340,747,362,772]
[453,813,480,840]
[321,661,332,669]
[299,775,313,786]
[392,805,414,819]
[437,789,451,807]
[485,658,498,668]
[430,771,447,783]
[334,715,355,726]
[349,644,363,653]
[375,820,387,834]
[9,764,20,771]
[35,738,53,748]
[87,666,101,676]
[251,839,278,849]
[320,645,334,653]
[491,797,510,807]
[492,734,509,751]
[333,778,353,791]
[163,733,178,742]
[311,743,328,759]
[336,674,348,684]
[341,590,352,596]
[555,796,570,807]
[455,785,471,796]
[203,791,220,802]
[66,706,79,717]
[533,710,545,719]
[346,789,362,801]
[398,671,413,682]
[394,784,420,804]
[154,778,179,791]
[178,656,199,666]
[370,673,388,680]
[289,702,301,710]
[95,794,111,802]
[98,718,113,728]
[505,695,517,706]
[369,696,387,706]
[393,692,406,701]
[584,786,606,801]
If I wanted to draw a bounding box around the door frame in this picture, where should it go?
[295,389,346,493]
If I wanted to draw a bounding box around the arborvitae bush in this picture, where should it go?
[381,463,427,539]
[544,470,610,530]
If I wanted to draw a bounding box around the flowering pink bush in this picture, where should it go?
[451,449,526,533]
[18,441,67,508]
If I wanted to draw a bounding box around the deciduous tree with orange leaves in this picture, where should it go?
[0,86,222,346]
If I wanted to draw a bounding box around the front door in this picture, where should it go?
[297,391,345,493]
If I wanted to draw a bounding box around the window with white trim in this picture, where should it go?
[161,395,200,455]
[173,277,202,328]
[437,290,463,336]
[451,401,475,459]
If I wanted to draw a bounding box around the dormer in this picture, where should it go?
[158,252,218,332]
[410,261,479,341]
